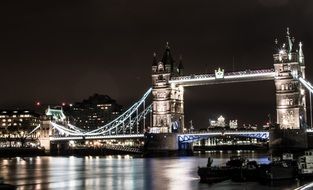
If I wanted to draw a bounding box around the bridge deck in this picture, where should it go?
[170,69,275,87]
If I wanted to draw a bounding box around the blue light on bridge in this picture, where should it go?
[178,131,269,143]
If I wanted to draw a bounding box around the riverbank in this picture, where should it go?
[193,144,268,151]
[0,148,46,157]
[0,147,142,157]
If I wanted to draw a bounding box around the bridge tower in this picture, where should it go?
[38,116,53,152]
[273,28,307,129]
[151,43,185,134]
[146,43,186,153]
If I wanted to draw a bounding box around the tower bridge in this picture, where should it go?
[28,28,313,153]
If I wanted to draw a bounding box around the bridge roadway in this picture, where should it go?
[49,130,270,142]
[169,69,275,87]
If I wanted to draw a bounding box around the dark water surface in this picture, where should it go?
[0,151,310,190]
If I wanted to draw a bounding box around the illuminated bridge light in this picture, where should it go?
[178,131,269,143]
[50,134,145,141]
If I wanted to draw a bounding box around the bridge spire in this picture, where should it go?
[273,38,279,53]
[166,41,170,49]
[152,52,159,73]
[286,27,294,53]
[162,42,174,73]
[152,52,157,66]
[286,27,293,53]
[178,55,184,75]
[299,42,305,65]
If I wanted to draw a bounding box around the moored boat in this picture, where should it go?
[198,157,232,183]
[198,156,259,183]
[259,153,298,181]
[231,160,259,182]
[198,166,232,183]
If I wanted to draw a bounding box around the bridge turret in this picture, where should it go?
[152,52,158,73]
[286,27,294,53]
[273,28,307,129]
[298,42,307,124]
[162,42,174,73]
[177,55,184,76]
[299,42,305,74]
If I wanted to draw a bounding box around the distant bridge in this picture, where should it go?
[49,130,270,142]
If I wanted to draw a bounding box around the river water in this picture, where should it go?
[0,151,310,190]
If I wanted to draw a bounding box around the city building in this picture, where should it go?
[64,94,122,131]
[209,115,226,128]
[0,110,40,136]
[229,120,238,129]
[242,124,258,130]
[209,116,239,130]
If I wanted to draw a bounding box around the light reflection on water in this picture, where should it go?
[0,151,307,190]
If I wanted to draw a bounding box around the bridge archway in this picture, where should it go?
[183,80,276,130]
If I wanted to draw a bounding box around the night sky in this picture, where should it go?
[1,0,313,128]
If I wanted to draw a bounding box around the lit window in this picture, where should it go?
[2,119,6,122]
